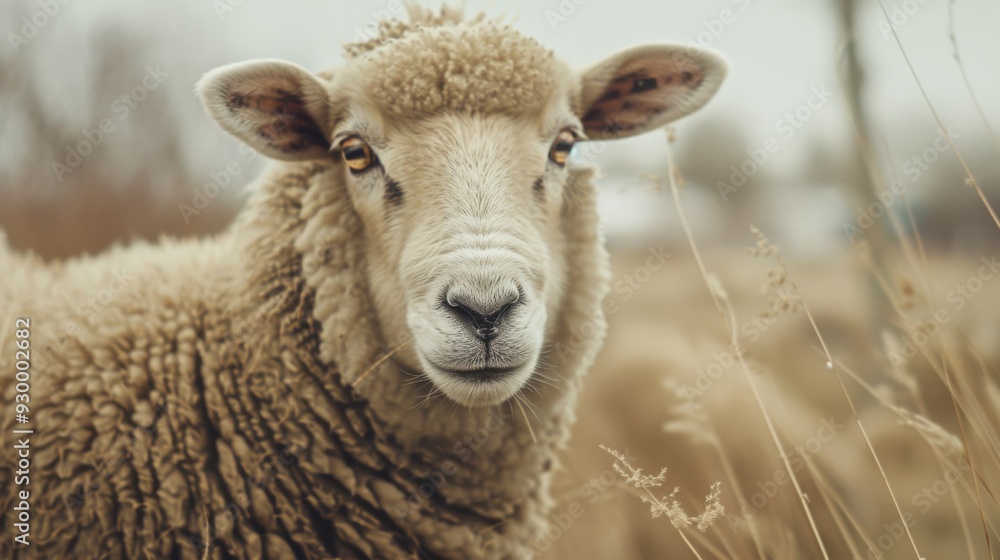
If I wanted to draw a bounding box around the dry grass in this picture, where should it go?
[2,2,997,558]
[5,162,995,560]
[552,241,998,559]
[549,15,1000,553]
[4,178,996,559]
[549,128,999,558]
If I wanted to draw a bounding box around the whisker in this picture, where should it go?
[353,338,411,387]
[390,357,422,378]
[516,391,542,419]
[529,375,558,388]
[412,386,443,410]
[513,396,538,444]
[403,377,431,387]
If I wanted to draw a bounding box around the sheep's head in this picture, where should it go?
[198,20,726,407]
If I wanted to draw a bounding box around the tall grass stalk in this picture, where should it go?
[947,0,1000,156]
[877,0,1000,230]
[663,132,832,560]
[769,243,925,559]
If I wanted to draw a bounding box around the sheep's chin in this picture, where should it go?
[417,355,537,408]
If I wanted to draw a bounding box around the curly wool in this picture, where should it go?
[0,158,610,559]
[348,21,559,117]
[0,6,611,559]
[341,2,471,58]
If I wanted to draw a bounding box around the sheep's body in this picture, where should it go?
[1,3,729,556]
[0,159,610,559]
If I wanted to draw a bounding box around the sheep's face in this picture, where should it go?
[199,29,727,407]
[334,111,573,407]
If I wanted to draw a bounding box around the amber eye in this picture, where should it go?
[340,137,376,173]
[549,130,577,165]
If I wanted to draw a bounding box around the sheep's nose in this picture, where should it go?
[444,286,521,340]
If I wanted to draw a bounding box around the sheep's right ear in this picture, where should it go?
[577,45,727,140]
[198,60,333,161]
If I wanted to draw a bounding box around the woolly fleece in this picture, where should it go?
[0,10,611,560]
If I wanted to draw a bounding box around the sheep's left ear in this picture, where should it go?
[198,59,333,160]
[577,44,727,140]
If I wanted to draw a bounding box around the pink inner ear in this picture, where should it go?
[225,79,327,154]
[583,57,705,135]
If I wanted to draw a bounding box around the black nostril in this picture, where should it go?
[445,290,520,340]
[449,300,512,332]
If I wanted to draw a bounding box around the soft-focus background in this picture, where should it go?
[2,0,998,558]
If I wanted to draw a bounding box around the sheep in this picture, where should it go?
[0,4,726,559]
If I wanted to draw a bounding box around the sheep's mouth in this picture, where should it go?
[432,363,523,382]
[419,355,536,407]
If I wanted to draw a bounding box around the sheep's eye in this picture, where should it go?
[549,130,577,166]
[340,137,376,173]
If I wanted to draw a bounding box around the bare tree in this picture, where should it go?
[836,0,894,334]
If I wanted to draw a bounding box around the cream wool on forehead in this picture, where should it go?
[349,23,562,117]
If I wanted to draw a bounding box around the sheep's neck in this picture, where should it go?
[228,160,604,554]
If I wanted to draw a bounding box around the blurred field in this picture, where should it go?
[4,204,998,557]
[2,0,999,557]
[553,245,1000,559]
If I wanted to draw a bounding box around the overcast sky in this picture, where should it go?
[15,0,996,149]
[3,0,997,252]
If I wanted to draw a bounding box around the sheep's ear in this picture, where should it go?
[577,45,727,140]
[198,60,333,160]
